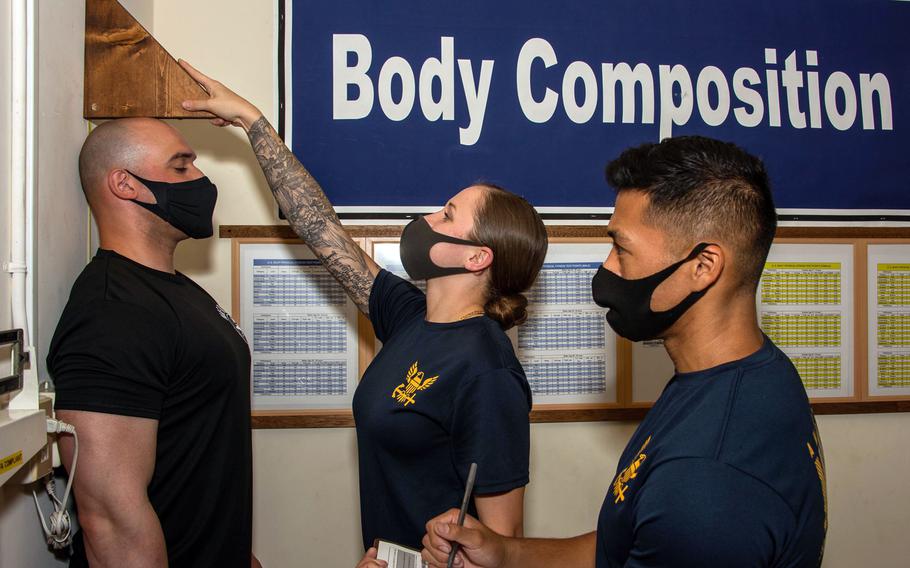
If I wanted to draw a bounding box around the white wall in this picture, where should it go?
[818,413,910,566]
[32,0,96,382]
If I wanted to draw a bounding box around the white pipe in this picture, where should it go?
[25,0,36,349]
[9,0,37,410]
[10,0,29,341]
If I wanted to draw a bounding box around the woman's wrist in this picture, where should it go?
[239,106,264,132]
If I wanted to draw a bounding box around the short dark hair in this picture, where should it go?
[605,136,776,292]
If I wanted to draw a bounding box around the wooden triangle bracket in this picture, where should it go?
[84,0,211,119]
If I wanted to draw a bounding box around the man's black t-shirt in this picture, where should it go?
[47,249,252,568]
[596,338,827,568]
[353,270,532,550]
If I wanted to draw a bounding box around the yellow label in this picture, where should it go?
[0,450,23,475]
[765,262,840,270]
[878,263,910,272]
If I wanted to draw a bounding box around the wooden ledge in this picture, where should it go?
[220,224,910,241]
[249,400,910,429]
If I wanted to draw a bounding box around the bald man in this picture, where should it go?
[47,119,256,567]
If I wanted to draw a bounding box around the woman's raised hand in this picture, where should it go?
[179,60,263,131]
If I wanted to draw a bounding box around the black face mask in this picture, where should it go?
[127,171,218,239]
[399,216,486,281]
[591,242,713,342]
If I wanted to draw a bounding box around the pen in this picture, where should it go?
[447,462,478,568]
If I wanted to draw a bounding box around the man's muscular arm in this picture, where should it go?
[56,410,166,568]
[179,60,379,313]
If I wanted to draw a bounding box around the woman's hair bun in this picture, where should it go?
[484,293,529,330]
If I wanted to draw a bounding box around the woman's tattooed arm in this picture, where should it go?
[247,117,379,313]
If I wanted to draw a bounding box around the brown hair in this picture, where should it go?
[471,184,548,330]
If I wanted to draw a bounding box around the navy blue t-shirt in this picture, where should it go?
[597,338,827,568]
[353,270,532,550]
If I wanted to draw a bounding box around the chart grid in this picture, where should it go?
[761,313,841,347]
[527,263,599,305]
[878,354,910,388]
[790,355,842,390]
[877,265,910,306]
[761,263,842,305]
[253,316,347,353]
[253,360,348,396]
[523,359,607,395]
[518,313,605,351]
[878,313,910,347]
[252,259,347,307]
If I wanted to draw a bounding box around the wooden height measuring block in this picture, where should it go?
[84,0,211,119]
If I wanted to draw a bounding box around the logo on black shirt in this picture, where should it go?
[215,303,248,344]
[391,360,438,407]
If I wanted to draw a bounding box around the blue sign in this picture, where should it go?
[284,1,908,214]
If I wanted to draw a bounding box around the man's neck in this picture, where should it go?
[662,295,765,374]
[99,231,179,274]
[424,274,487,323]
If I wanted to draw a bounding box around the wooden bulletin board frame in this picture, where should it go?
[224,225,910,427]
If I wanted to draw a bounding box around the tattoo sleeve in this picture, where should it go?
[247,116,379,314]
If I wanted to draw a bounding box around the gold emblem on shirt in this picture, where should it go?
[391,361,438,407]
[807,429,827,532]
[613,435,651,504]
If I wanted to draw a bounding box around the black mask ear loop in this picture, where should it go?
[125,169,164,206]
[678,242,712,273]
[684,241,717,285]
[648,242,715,310]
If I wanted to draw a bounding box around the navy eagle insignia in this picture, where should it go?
[391,360,438,407]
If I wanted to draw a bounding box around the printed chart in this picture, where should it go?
[239,244,360,410]
[757,244,854,398]
[513,243,616,404]
[868,245,910,396]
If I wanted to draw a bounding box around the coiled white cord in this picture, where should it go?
[33,418,77,549]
